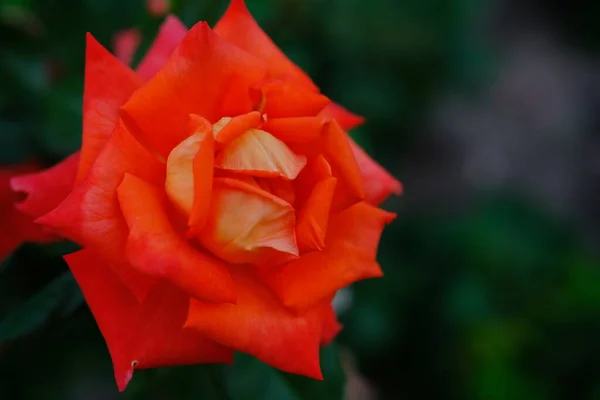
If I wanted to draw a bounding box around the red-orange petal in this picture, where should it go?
[296,176,337,253]
[37,123,164,302]
[321,305,343,346]
[185,267,323,378]
[65,249,233,392]
[349,137,403,205]
[11,152,80,221]
[321,120,364,204]
[78,34,142,184]
[214,0,317,91]
[212,111,261,146]
[318,102,365,131]
[257,80,329,119]
[256,202,395,310]
[262,116,325,144]
[197,177,298,266]
[121,22,267,160]
[117,173,235,303]
[215,129,307,180]
[136,15,188,81]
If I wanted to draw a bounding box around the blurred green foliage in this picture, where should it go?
[2,0,600,399]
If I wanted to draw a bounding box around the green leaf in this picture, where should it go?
[222,344,346,400]
[0,271,83,341]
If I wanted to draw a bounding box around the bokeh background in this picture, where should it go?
[2,0,600,399]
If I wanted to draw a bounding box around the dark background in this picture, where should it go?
[2,0,600,399]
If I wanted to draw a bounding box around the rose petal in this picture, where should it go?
[321,305,343,346]
[117,173,235,303]
[256,80,329,119]
[136,15,188,81]
[318,103,365,131]
[197,177,298,266]
[78,34,142,183]
[320,120,364,207]
[256,202,395,310]
[349,137,403,205]
[212,111,261,146]
[295,176,337,253]
[185,267,323,378]
[121,21,267,160]
[11,152,80,220]
[65,249,233,392]
[165,115,213,217]
[38,123,164,302]
[215,129,307,180]
[262,116,325,144]
[214,0,317,91]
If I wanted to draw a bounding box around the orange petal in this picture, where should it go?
[214,0,318,91]
[293,154,333,209]
[136,15,188,81]
[256,202,395,310]
[213,111,261,145]
[11,152,80,220]
[321,305,343,346]
[262,116,325,144]
[185,267,323,378]
[197,177,298,266]
[121,22,266,160]
[349,137,403,205]
[117,173,235,303]
[78,34,142,183]
[65,249,233,392]
[296,176,337,253]
[37,122,164,302]
[318,102,365,131]
[256,177,295,206]
[165,115,213,217]
[321,120,364,205]
[257,80,329,119]
[215,129,307,180]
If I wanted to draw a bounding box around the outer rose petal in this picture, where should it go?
[121,22,267,160]
[65,249,232,392]
[136,15,188,81]
[349,138,403,205]
[185,267,323,379]
[11,152,80,220]
[78,34,142,183]
[197,178,298,266]
[321,305,343,346]
[318,103,365,131]
[38,123,164,302]
[117,173,235,303]
[214,0,318,91]
[1,163,54,260]
[256,202,395,311]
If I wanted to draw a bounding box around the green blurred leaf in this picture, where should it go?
[0,271,83,341]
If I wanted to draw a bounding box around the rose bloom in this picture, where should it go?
[11,0,401,391]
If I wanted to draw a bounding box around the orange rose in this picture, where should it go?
[13,0,401,391]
